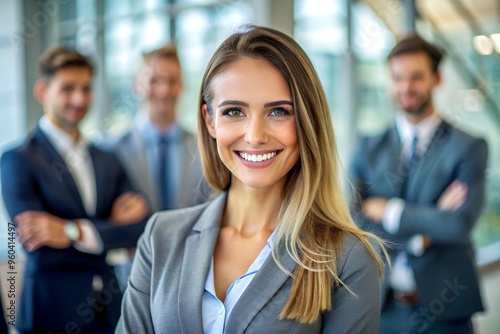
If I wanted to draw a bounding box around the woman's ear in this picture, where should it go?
[202,104,216,139]
[33,79,47,104]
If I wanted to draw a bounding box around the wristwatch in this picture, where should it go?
[64,220,80,242]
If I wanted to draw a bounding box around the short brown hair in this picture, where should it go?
[143,43,181,68]
[38,46,93,81]
[388,34,445,73]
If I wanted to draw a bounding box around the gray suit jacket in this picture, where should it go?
[116,192,382,333]
[350,121,487,322]
[109,124,209,212]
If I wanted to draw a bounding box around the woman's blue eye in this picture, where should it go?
[270,108,290,116]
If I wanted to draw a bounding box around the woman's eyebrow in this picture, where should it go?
[218,100,248,108]
[217,100,293,108]
[264,100,293,107]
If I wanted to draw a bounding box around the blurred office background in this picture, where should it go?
[0,0,498,332]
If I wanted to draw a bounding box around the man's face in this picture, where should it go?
[137,57,182,124]
[37,67,92,131]
[389,52,440,116]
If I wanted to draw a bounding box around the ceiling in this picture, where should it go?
[360,0,500,37]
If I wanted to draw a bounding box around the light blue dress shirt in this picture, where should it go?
[136,115,183,210]
[202,232,276,334]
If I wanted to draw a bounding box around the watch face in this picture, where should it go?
[64,221,79,241]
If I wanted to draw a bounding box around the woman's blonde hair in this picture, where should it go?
[198,25,386,324]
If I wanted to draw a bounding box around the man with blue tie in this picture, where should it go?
[350,35,487,334]
[108,44,209,214]
[1,46,149,333]
[104,44,209,291]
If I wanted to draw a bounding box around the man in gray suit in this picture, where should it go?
[106,44,209,290]
[109,44,209,213]
[350,35,487,334]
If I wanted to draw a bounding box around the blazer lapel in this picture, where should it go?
[34,128,86,213]
[131,126,159,210]
[178,192,227,333]
[225,242,297,333]
[118,126,160,211]
[89,146,106,216]
[405,121,451,202]
[380,128,406,196]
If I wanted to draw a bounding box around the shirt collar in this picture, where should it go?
[135,111,181,146]
[39,115,88,156]
[396,111,442,145]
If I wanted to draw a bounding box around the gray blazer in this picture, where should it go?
[109,124,209,212]
[350,121,487,321]
[116,193,382,333]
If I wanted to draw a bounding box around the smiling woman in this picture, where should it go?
[202,57,299,191]
[117,25,387,334]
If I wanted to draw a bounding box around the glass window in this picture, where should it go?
[295,0,346,54]
[58,0,76,22]
[104,0,134,18]
[352,1,396,135]
[294,0,349,161]
[104,18,136,78]
[175,1,255,131]
[77,0,97,22]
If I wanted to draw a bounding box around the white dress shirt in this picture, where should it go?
[382,112,441,291]
[39,116,103,254]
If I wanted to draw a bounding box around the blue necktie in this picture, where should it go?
[408,135,419,169]
[401,135,419,200]
[158,136,170,210]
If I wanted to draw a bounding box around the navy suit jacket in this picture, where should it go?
[1,127,148,332]
[0,293,7,332]
[350,121,486,324]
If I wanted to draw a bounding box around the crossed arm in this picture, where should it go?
[362,181,468,249]
[357,139,488,246]
[14,192,148,252]
[1,150,149,253]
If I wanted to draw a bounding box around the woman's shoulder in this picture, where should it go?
[337,232,381,279]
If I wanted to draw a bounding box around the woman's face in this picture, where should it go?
[203,57,300,191]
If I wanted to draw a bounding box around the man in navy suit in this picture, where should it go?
[1,46,149,333]
[350,35,487,334]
